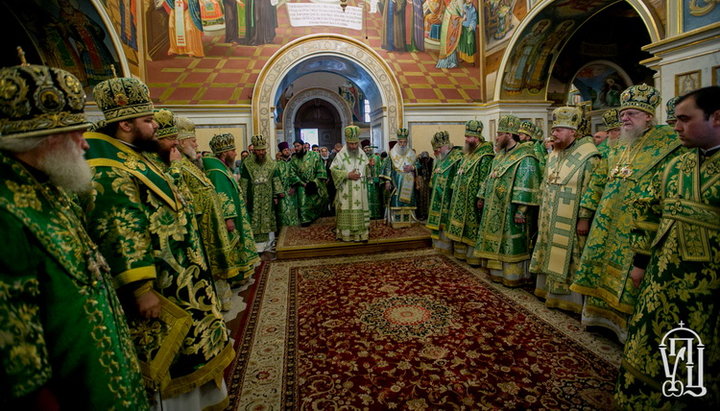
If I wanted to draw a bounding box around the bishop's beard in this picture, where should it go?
[38,137,93,194]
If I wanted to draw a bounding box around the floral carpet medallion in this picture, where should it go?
[228,250,621,410]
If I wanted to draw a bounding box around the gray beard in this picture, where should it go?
[620,125,647,143]
[396,145,408,156]
[348,147,360,157]
[436,151,447,161]
[38,137,93,194]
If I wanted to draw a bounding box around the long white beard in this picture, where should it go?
[38,137,93,194]
[435,151,447,162]
[396,145,408,156]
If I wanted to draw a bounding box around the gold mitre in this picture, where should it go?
[153,109,177,139]
[431,130,450,149]
[0,47,90,138]
[620,83,661,115]
[251,134,268,150]
[344,125,360,143]
[497,115,521,134]
[175,116,196,140]
[551,106,583,130]
[396,127,409,140]
[209,132,236,154]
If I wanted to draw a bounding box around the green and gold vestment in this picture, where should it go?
[615,149,720,408]
[426,146,464,246]
[529,137,601,313]
[0,151,149,409]
[290,150,328,224]
[275,157,301,227]
[571,125,683,341]
[238,155,282,243]
[366,153,384,219]
[201,155,259,271]
[179,156,257,280]
[446,142,495,247]
[84,132,234,398]
[474,142,541,286]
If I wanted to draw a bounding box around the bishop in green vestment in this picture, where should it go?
[616,87,720,408]
[446,120,495,265]
[474,115,541,286]
[84,77,233,406]
[571,84,685,343]
[362,140,384,219]
[240,135,283,255]
[201,133,260,270]
[425,130,463,254]
[518,119,548,173]
[276,141,301,227]
[381,128,418,227]
[291,139,328,226]
[530,107,602,314]
[331,126,371,241]
[0,63,148,409]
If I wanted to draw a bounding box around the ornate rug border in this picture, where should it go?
[228,248,623,409]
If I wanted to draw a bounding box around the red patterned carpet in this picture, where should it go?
[227,250,620,409]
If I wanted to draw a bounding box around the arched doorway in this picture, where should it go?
[494,0,662,103]
[282,88,354,148]
[252,34,404,154]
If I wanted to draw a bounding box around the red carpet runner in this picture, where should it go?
[227,250,619,409]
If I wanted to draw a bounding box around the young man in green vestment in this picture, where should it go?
[571,84,685,343]
[84,76,234,409]
[276,141,302,227]
[0,59,149,410]
[615,86,720,408]
[362,139,384,220]
[445,120,495,265]
[474,114,541,286]
[530,107,602,314]
[425,130,463,254]
[291,139,329,226]
[331,125,371,241]
[382,128,418,227]
[239,135,283,259]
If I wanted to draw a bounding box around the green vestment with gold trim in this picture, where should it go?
[239,155,282,242]
[0,151,149,409]
[179,156,257,280]
[571,125,684,341]
[366,153,383,219]
[84,132,234,398]
[615,149,720,408]
[290,150,328,224]
[331,148,371,241]
[201,155,259,271]
[529,137,601,313]
[446,142,495,246]
[275,158,301,227]
[426,147,464,241]
[474,142,541,285]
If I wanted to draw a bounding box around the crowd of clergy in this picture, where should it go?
[0,49,717,410]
